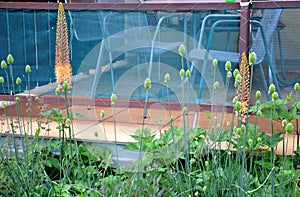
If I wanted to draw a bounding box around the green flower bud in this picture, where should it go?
[1,60,7,70]
[282,119,287,127]
[225,61,231,71]
[272,92,278,101]
[144,77,151,89]
[233,69,239,78]
[170,115,174,122]
[236,127,241,135]
[257,110,262,117]
[234,80,239,88]
[63,81,69,91]
[214,81,219,90]
[294,83,299,91]
[237,117,242,123]
[0,76,4,84]
[232,96,238,104]
[235,74,242,83]
[55,87,61,95]
[7,54,14,65]
[248,139,253,147]
[111,93,117,104]
[256,90,261,99]
[256,100,261,106]
[285,123,293,134]
[241,124,246,132]
[16,77,22,86]
[227,71,232,78]
[35,96,39,102]
[203,186,207,192]
[268,84,276,94]
[205,160,209,167]
[212,59,218,67]
[185,69,191,77]
[216,123,221,130]
[100,110,105,118]
[234,101,242,112]
[249,52,257,65]
[164,73,170,82]
[178,44,186,56]
[226,121,230,127]
[257,137,262,143]
[25,65,31,73]
[65,118,71,126]
[179,69,185,79]
[2,101,7,109]
[182,106,188,114]
[15,97,20,102]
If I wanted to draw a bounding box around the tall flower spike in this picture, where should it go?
[55,2,72,88]
[236,52,250,124]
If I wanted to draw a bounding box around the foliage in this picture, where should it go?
[1,46,300,196]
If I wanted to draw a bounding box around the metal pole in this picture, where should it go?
[239,0,251,60]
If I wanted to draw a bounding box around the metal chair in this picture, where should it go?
[190,9,283,99]
[189,9,283,126]
[89,11,187,99]
[69,10,187,103]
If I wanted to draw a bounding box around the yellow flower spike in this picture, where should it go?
[236,52,250,125]
[55,2,72,88]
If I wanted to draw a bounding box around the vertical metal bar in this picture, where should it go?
[6,9,11,53]
[23,9,27,66]
[34,10,39,87]
[239,0,250,60]
[48,8,52,83]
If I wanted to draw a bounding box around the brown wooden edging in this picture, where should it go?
[0,94,233,114]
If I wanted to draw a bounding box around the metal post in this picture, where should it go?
[239,0,251,60]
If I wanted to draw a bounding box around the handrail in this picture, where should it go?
[1,1,300,11]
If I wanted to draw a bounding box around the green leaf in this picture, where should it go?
[262,132,284,148]
[124,142,139,151]
[41,108,62,117]
[68,112,85,119]
[205,113,212,120]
